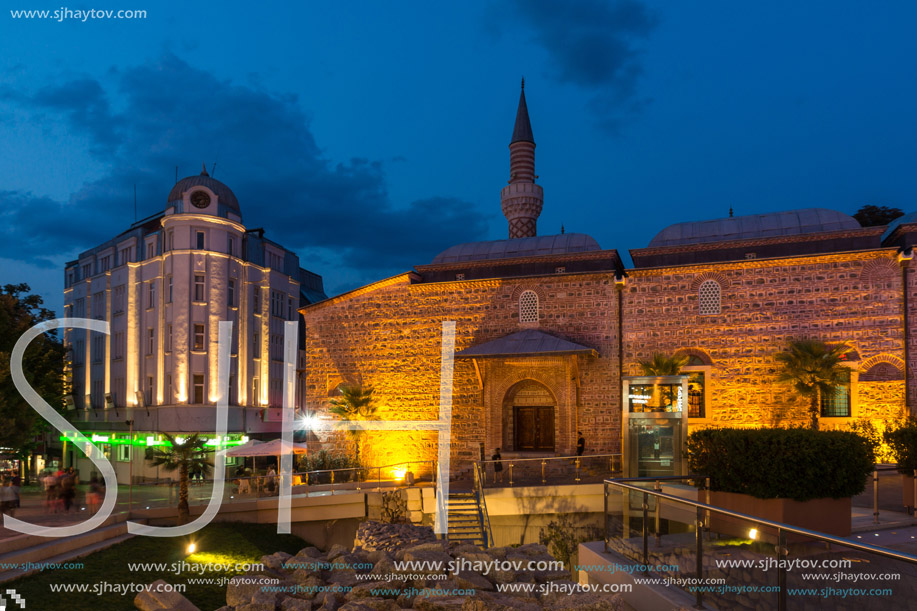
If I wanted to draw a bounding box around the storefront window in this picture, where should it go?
[628,383,684,413]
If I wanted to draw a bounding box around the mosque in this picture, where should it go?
[299,83,914,474]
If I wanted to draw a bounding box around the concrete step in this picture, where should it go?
[0,511,130,556]
[0,513,142,578]
[0,522,142,583]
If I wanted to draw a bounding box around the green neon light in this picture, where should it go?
[59,433,248,448]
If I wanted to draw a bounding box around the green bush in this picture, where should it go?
[884,419,917,474]
[685,427,873,501]
[298,449,362,483]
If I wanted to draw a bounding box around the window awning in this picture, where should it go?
[455,329,598,359]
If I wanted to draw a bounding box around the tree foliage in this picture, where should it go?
[636,353,688,376]
[853,205,904,227]
[774,340,850,430]
[328,385,378,464]
[0,283,67,457]
[145,432,213,523]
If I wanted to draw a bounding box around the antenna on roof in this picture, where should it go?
[134,184,137,223]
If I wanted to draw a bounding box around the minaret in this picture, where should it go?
[501,78,544,239]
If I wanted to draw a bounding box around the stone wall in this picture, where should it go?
[624,250,907,429]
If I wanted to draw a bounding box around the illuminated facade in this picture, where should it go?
[300,85,913,476]
[63,167,326,481]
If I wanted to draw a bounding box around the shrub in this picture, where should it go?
[685,427,873,501]
[298,450,362,484]
[849,419,900,464]
[884,419,917,474]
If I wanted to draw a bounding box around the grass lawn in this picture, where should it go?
[8,522,307,611]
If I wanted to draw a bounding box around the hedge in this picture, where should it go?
[884,420,917,474]
[684,427,874,501]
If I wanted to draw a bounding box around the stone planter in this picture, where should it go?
[709,490,851,543]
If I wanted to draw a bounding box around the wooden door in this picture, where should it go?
[514,406,555,451]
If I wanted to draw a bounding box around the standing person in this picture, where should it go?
[576,432,586,457]
[87,475,102,514]
[0,479,12,515]
[265,465,277,494]
[11,474,21,509]
[491,448,503,484]
[60,470,75,513]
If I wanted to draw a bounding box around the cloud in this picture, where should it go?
[510,0,659,128]
[0,54,489,290]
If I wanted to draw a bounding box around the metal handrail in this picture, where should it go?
[478,453,621,486]
[473,462,495,548]
[606,476,917,611]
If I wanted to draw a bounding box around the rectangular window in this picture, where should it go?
[228,279,236,308]
[271,291,283,317]
[228,236,235,256]
[113,285,125,314]
[148,280,156,309]
[146,376,154,406]
[117,444,131,462]
[75,298,85,317]
[100,255,111,272]
[82,263,92,279]
[253,289,260,313]
[193,374,205,404]
[92,334,104,363]
[166,374,172,403]
[252,329,260,358]
[93,291,105,318]
[252,377,260,406]
[147,239,158,257]
[288,297,293,319]
[166,325,173,352]
[167,276,173,303]
[687,372,705,418]
[113,332,124,359]
[196,231,205,250]
[193,324,205,351]
[147,327,155,355]
[820,371,852,417]
[167,230,174,251]
[194,275,205,301]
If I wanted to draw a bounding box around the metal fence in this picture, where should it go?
[476,453,621,487]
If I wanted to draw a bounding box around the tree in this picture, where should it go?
[853,205,904,227]
[774,340,850,431]
[145,433,213,524]
[637,353,689,376]
[636,354,689,411]
[0,284,67,479]
[328,385,378,465]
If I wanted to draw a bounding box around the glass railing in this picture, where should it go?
[605,476,917,610]
[476,453,621,487]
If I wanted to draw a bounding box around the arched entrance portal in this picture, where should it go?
[504,380,555,452]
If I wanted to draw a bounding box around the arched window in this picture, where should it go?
[519,290,539,323]
[698,280,721,315]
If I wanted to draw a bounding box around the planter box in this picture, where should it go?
[709,490,851,543]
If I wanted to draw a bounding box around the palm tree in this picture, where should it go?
[774,340,850,431]
[637,353,689,376]
[328,385,378,465]
[146,432,212,524]
[637,354,689,410]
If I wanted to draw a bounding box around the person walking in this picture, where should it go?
[491,448,503,484]
[576,432,586,457]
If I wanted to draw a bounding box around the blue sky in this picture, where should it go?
[2,1,917,316]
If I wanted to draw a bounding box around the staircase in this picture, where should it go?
[446,491,488,547]
[0,513,142,583]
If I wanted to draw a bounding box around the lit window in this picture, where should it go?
[519,290,539,323]
[698,280,721,315]
[194,275,205,301]
[820,371,852,417]
[193,324,205,351]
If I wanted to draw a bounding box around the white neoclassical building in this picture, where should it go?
[62,167,326,482]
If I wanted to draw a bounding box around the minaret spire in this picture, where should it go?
[201,162,209,177]
[501,79,543,239]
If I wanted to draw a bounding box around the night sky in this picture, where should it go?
[2,1,917,316]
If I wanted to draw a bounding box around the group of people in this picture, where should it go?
[39,467,83,513]
[0,474,21,515]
